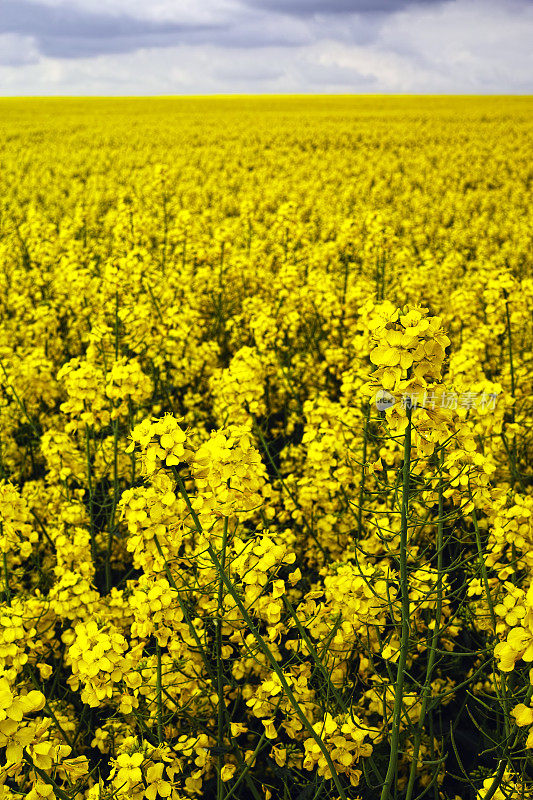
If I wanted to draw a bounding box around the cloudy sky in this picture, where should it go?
[0,0,531,94]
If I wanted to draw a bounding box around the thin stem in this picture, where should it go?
[216,517,229,800]
[380,406,412,800]
[282,594,347,714]
[23,754,73,800]
[504,295,521,492]
[105,414,120,592]
[84,425,96,566]
[471,503,497,634]
[3,541,11,607]
[504,298,516,416]
[27,666,74,749]
[254,422,326,556]
[173,471,348,800]
[405,451,445,800]
[357,401,371,540]
[156,642,164,744]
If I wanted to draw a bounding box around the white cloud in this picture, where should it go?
[380,0,533,89]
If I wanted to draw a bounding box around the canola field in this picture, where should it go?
[0,96,532,800]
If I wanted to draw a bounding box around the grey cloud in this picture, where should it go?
[0,0,321,58]
[0,33,40,65]
[241,0,447,16]
[0,0,226,58]
[0,0,452,61]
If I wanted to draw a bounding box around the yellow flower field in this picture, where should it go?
[0,95,532,800]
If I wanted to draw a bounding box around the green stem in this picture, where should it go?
[357,401,371,540]
[153,535,216,688]
[480,759,506,800]
[27,667,73,749]
[405,452,445,800]
[216,517,229,800]
[254,423,326,556]
[211,545,347,798]
[471,503,497,634]
[503,296,521,492]
[23,754,73,800]
[105,290,121,591]
[156,642,164,744]
[84,425,96,566]
[105,415,119,592]
[173,472,348,800]
[380,406,412,800]
[223,731,268,800]
[504,298,516,416]
[282,594,347,714]
[2,537,11,607]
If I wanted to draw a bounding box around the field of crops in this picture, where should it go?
[0,96,532,800]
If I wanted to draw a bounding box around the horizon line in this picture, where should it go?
[0,92,532,99]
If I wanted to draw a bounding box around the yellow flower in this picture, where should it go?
[145,763,172,799]
[263,718,278,739]
[221,763,237,782]
[511,703,533,727]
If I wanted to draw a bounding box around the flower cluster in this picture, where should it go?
[302,713,376,786]
[66,620,141,708]
[366,304,453,456]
